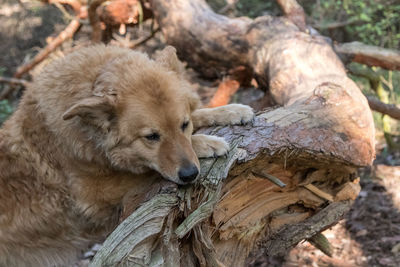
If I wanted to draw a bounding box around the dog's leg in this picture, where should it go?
[191,134,229,158]
[191,104,254,129]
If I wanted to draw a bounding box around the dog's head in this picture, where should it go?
[62,46,201,184]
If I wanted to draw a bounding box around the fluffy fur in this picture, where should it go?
[0,45,253,266]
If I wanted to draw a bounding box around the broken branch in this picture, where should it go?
[14,18,81,78]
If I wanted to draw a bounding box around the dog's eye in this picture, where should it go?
[181,121,189,132]
[145,133,160,141]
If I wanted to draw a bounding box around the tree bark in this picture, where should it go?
[276,0,307,31]
[91,0,375,266]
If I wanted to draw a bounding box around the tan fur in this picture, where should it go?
[0,45,253,266]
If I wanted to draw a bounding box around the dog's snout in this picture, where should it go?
[178,164,199,183]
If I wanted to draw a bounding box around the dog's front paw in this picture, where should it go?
[192,104,255,128]
[221,104,254,125]
[191,134,229,158]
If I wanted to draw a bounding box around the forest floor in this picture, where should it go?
[1,1,400,266]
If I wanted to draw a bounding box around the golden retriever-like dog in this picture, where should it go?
[0,45,253,266]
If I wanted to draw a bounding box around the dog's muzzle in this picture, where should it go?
[178,164,199,183]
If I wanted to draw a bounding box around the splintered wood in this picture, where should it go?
[92,0,375,266]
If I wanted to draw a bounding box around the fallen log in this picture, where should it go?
[91,0,375,266]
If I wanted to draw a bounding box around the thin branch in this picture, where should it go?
[0,77,30,87]
[13,18,81,78]
[335,42,400,71]
[347,64,400,120]
[367,96,400,120]
[312,18,360,30]
[129,27,160,48]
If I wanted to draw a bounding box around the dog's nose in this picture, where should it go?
[178,164,199,183]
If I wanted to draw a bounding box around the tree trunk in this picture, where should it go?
[90,0,375,266]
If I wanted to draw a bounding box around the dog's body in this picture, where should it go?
[0,45,253,266]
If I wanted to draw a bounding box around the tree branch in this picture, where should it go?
[335,42,400,71]
[247,200,353,261]
[14,18,81,78]
[367,96,400,120]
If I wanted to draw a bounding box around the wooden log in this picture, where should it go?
[91,0,375,266]
[276,0,307,31]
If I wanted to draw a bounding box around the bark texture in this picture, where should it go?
[91,1,375,266]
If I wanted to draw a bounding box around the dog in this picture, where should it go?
[0,45,254,266]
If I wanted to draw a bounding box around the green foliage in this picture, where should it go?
[0,66,13,125]
[306,0,400,49]
[0,100,13,125]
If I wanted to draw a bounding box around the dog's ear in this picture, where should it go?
[154,46,185,75]
[62,97,115,129]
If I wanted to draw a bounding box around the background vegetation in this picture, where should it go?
[225,0,400,153]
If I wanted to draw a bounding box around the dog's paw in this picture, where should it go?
[192,104,255,128]
[219,104,254,125]
[191,134,229,158]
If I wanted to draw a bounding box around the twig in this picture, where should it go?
[252,171,287,188]
[312,18,360,30]
[335,42,400,71]
[0,77,31,100]
[13,18,81,78]
[0,77,30,87]
[53,2,76,21]
[129,27,160,48]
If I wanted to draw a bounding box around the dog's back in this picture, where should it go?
[0,45,134,266]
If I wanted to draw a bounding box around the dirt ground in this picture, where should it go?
[1,1,400,266]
